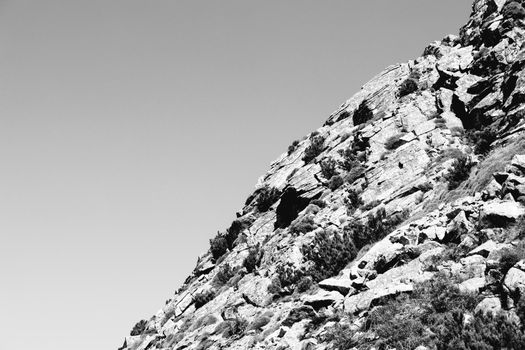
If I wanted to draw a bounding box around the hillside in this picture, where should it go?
[120,1,525,349]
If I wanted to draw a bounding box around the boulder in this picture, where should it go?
[480,201,525,227]
[459,277,486,293]
[475,297,502,315]
[511,155,525,173]
[302,290,344,310]
[504,265,525,298]
[319,278,355,296]
[445,211,473,242]
[468,240,503,258]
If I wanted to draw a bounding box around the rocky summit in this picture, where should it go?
[121,1,525,349]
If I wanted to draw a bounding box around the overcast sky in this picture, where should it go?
[0,1,472,349]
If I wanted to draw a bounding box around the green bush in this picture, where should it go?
[467,128,497,155]
[320,323,357,350]
[302,229,357,282]
[193,290,215,309]
[289,214,317,235]
[255,186,281,212]
[287,140,300,155]
[344,165,366,185]
[269,263,305,295]
[399,77,419,97]
[213,264,235,287]
[320,157,338,179]
[345,208,409,250]
[225,218,252,250]
[303,135,326,163]
[384,134,406,150]
[243,247,261,273]
[503,1,525,19]
[328,175,344,191]
[210,235,228,261]
[130,319,147,336]
[296,276,314,292]
[345,189,363,213]
[338,147,361,172]
[445,154,473,190]
[216,317,248,339]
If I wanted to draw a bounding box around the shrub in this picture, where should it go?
[255,186,280,212]
[270,263,304,294]
[210,235,228,261]
[320,323,357,350]
[345,208,409,250]
[344,165,366,184]
[289,214,317,235]
[445,154,473,190]
[287,140,300,155]
[216,317,248,339]
[225,218,252,249]
[296,276,314,292]
[320,157,338,179]
[193,290,215,309]
[399,77,419,97]
[467,128,497,155]
[345,189,363,213]
[302,229,357,282]
[213,264,235,287]
[328,175,344,191]
[130,319,147,336]
[503,1,525,19]
[365,274,481,350]
[384,134,406,150]
[338,147,357,168]
[353,100,374,125]
[243,247,261,273]
[303,135,326,163]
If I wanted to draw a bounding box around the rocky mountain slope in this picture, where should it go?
[120,1,525,349]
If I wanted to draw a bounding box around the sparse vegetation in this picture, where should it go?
[344,207,409,250]
[210,235,229,261]
[503,1,525,19]
[213,264,235,287]
[255,186,281,212]
[345,189,363,213]
[302,229,357,282]
[193,290,215,309]
[384,134,406,150]
[445,154,473,190]
[289,214,317,235]
[320,157,338,179]
[467,128,497,155]
[243,246,262,273]
[399,77,419,97]
[130,319,147,336]
[303,135,326,163]
[328,175,345,191]
[362,273,525,350]
[288,140,300,155]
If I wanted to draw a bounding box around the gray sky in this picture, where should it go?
[0,1,471,349]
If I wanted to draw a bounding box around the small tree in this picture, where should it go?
[320,157,338,179]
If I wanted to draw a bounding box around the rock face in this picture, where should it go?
[120,1,525,349]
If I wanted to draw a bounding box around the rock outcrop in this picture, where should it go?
[120,1,525,349]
